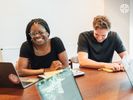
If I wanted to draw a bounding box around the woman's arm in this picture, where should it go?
[42,51,69,72]
[16,51,69,76]
[16,57,44,76]
[58,51,69,68]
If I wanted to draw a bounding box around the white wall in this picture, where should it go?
[129,0,133,56]
[0,0,104,60]
[104,0,130,61]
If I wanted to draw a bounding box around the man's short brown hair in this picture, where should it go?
[93,15,111,30]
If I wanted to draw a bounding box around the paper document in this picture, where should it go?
[38,70,63,79]
[20,77,39,83]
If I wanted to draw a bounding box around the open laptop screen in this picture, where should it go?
[36,68,83,100]
[122,56,133,86]
[0,62,39,88]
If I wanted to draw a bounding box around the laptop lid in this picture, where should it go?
[0,62,39,88]
[36,68,83,100]
[122,56,133,86]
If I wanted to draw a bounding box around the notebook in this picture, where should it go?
[0,62,39,88]
[36,68,83,100]
[122,55,133,86]
[38,68,85,79]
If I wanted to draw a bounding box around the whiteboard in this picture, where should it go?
[0,47,19,66]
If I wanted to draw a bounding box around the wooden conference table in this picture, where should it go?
[0,68,133,100]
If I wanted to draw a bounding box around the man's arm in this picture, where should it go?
[78,52,105,69]
[78,51,123,71]
[118,51,128,59]
[112,51,128,64]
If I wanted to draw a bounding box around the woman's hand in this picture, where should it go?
[50,60,63,71]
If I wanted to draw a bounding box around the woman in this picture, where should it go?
[17,18,69,76]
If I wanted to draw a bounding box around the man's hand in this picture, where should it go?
[103,62,124,72]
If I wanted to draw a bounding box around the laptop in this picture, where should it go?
[122,55,133,86]
[36,68,83,100]
[0,62,39,88]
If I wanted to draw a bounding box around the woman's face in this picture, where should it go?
[29,23,49,46]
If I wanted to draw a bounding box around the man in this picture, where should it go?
[77,15,127,72]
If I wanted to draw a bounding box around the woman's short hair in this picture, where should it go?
[26,18,50,46]
[93,15,111,30]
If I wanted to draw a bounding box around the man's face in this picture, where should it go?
[93,28,109,43]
